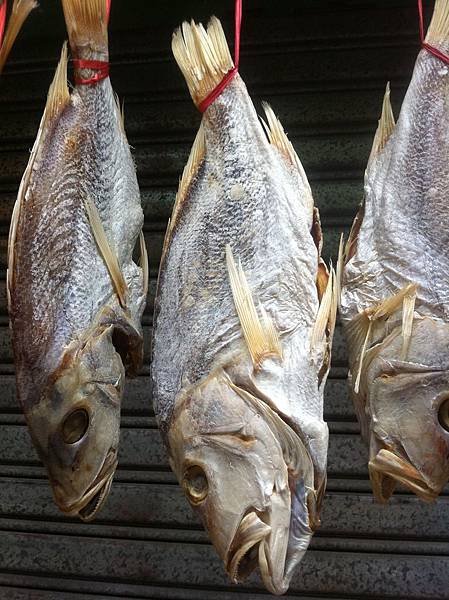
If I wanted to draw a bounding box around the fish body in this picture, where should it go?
[340,0,449,502]
[7,0,147,520]
[152,18,336,595]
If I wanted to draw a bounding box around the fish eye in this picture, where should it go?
[182,465,208,504]
[62,408,89,444]
[438,396,449,433]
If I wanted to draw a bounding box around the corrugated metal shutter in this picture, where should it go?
[0,1,447,598]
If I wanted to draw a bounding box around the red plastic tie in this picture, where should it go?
[0,1,7,50]
[73,0,111,85]
[199,0,242,113]
[73,58,109,85]
[418,0,449,64]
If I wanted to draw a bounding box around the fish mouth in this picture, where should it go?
[226,510,295,595]
[369,449,438,503]
[59,449,118,521]
[226,511,272,584]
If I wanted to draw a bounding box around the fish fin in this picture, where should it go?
[139,231,149,300]
[262,102,299,167]
[261,102,313,207]
[226,245,282,369]
[371,283,416,321]
[162,125,206,265]
[46,42,70,120]
[353,318,373,395]
[368,83,395,163]
[226,377,314,487]
[0,0,37,74]
[114,92,125,135]
[401,285,417,361]
[83,195,128,308]
[349,283,418,393]
[61,0,108,53]
[172,16,233,107]
[7,43,70,308]
[6,187,21,311]
[310,268,337,354]
[426,0,449,45]
[336,233,345,311]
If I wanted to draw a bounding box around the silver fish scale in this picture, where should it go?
[153,76,321,433]
[341,48,449,324]
[11,77,144,403]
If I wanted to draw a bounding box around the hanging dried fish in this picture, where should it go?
[340,0,449,503]
[7,0,147,520]
[152,11,336,595]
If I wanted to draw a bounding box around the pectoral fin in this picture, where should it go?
[226,245,282,370]
[84,195,128,308]
[349,283,418,393]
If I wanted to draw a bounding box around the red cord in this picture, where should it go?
[418,0,449,64]
[199,0,242,113]
[74,0,111,85]
[0,1,7,50]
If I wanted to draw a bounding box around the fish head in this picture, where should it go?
[363,317,449,502]
[168,369,315,595]
[30,324,124,520]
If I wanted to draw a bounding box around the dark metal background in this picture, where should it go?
[0,1,447,598]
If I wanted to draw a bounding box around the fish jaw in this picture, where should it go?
[25,323,125,519]
[369,448,438,503]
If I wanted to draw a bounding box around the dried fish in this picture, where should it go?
[152,15,336,595]
[7,0,147,520]
[340,0,449,503]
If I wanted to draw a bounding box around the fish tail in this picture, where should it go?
[426,0,449,46]
[172,16,234,108]
[0,0,37,74]
[61,0,108,58]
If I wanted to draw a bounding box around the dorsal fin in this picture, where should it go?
[172,16,233,108]
[310,267,337,355]
[139,231,149,300]
[336,233,345,311]
[0,0,37,74]
[226,245,282,370]
[161,125,205,266]
[47,42,70,121]
[261,103,313,214]
[368,83,395,163]
[426,0,449,46]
